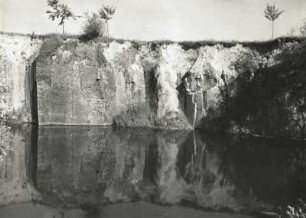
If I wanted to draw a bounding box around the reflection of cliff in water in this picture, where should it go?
[35,126,306,213]
[0,125,305,212]
[0,125,40,206]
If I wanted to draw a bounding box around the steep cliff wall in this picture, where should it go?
[35,37,264,130]
[0,34,41,123]
[1,33,305,137]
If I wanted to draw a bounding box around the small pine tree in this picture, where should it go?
[264,4,284,38]
[301,18,306,37]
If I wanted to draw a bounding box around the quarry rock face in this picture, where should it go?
[1,33,305,137]
[35,39,259,129]
[0,34,41,123]
[36,40,191,128]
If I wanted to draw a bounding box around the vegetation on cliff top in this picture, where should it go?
[46,0,80,36]
[264,4,284,39]
[34,30,304,58]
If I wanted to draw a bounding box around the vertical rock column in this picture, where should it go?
[0,34,41,123]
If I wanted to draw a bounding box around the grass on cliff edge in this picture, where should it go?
[44,33,306,54]
[3,31,303,55]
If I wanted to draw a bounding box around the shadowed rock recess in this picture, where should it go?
[1,33,306,137]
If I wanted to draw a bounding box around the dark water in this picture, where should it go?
[0,125,306,218]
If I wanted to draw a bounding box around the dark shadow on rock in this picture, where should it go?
[143,65,159,117]
[197,40,306,139]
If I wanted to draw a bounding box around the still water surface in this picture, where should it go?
[0,125,305,218]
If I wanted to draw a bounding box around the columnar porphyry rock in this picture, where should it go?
[35,38,260,129]
[0,34,41,123]
[4,34,303,134]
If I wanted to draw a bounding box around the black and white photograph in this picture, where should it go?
[0,0,306,217]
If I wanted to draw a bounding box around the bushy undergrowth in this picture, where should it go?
[80,13,103,42]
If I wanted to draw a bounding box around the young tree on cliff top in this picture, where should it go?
[46,0,80,37]
[99,5,116,46]
[264,4,284,38]
[301,18,306,37]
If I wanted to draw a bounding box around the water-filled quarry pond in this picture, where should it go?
[0,125,305,218]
